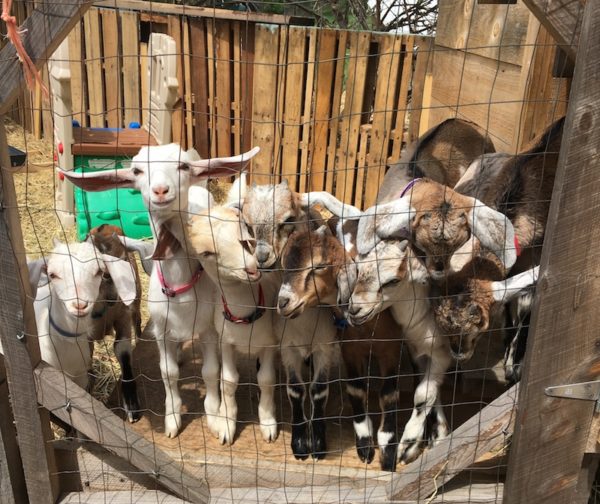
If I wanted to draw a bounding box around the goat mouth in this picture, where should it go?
[279,301,305,319]
[150,198,176,208]
[245,270,261,282]
[450,349,473,362]
[348,309,375,326]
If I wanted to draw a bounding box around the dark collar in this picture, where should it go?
[400,178,422,198]
[222,284,266,325]
[49,312,87,339]
[333,313,349,330]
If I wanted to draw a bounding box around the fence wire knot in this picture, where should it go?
[64,399,72,413]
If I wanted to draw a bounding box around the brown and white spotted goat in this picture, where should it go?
[279,221,406,471]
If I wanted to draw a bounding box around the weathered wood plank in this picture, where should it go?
[60,490,189,503]
[34,362,209,503]
[215,20,232,156]
[68,22,86,126]
[101,8,121,128]
[272,26,288,182]
[308,29,336,192]
[503,0,600,500]
[281,27,306,188]
[139,41,149,129]
[389,36,414,161]
[168,16,184,146]
[121,11,140,126]
[206,19,217,157]
[298,28,317,194]
[335,31,370,203]
[190,19,210,158]
[0,119,60,503]
[83,9,104,127]
[408,36,434,143]
[520,0,583,61]
[0,0,92,114]
[389,385,518,500]
[240,23,255,153]
[251,24,279,184]
[232,22,242,154]
[183,18,194,148]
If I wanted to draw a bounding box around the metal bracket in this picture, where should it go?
[545,380,600,412]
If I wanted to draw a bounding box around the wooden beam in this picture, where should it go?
[503,0,600,499]
[520,0,583,61]
[0,119,60,502]
[388,384,518,500]
[93,0,314,26]
[33,362,210,504]
[0,0,93,115]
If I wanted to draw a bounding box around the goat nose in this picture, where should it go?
[255,247,270,264]
[278,297,290,310]
[348,304,361,317]
[152,184,169,196]
[73,300,89,310]
[433,261,445,272]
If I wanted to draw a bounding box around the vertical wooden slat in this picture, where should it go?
[390,36,414,161]
[183,18,194,148]
[240,23,255,153]
[408,36,434,143]
[325,31,348,195]
[281,27,306,188]
[354,124,371,208]
[272,26,288,182]
[503,0,600,499]
[168,16,185,146]
[101,9,120,128]
[215,20,232,156]
[206,19,216,157]
[68,22,85,126]
[84,9,104,127]
[121,11,140,126]
[41,67,53,139]
[232,21,242,154]
[190,18,209,158]
[298,28,317,194]
[139,41,149,129]
[364,33,402,208]
[309,29,336,192]
[0,119,60,504]
[251,24,279,184]
[334,31,370,204]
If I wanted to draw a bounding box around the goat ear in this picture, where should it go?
[59,167,136,192]
[356,199,414,256]
[152,225,182,261]
[225,173,247,208]
[300,192,362,218]
[186,147,260,182]
[27,258,47,299]
[467,198,517,270]
[337,260,357,308]
[101,254,137,306]
[188,185,215,216]
[118,236,155,276]
[491,265,540,303]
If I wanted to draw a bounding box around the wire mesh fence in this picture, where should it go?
[0,0,587,502]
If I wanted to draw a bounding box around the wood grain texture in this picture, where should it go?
[389,385,518,500]
[121,11,141,126]
[168,16,184,146]
[408,36,434,143]
[34,362,209,503]
[101,9,121,128]
[0,120,59,503]
[215,20,232,156]
[0,0,92,115]
[190,18,210,158]
[84,9,105,128]
[390,35,414,161]
[68,23,86,126]
[503,0,600,500]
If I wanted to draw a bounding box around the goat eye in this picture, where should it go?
[48,272,58,280]
[201,251,215,257]
[178,164,190,172]
[382,278,401,288]
[421,212,431,221]
[95,269,103,277]
[313,265,327,273]
[132,167,143,176]
[280,216,295,229]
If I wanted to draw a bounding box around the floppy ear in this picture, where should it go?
[226,173,247,207]
[27,258,47,299]
[101,254,137,306]
[356,198,415,256]
[188,185,215,216]
[492,265,540,303]
[300,192,362,218]
[467,198,517,270]
[336,260,357,308]
[186,147,260,182]
[152,225,182,261]
[118,236,155,275]
[59,167,137,192]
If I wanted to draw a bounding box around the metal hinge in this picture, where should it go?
[545,381,600,412]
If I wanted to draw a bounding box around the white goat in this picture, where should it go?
[61,143,259,438]
[28,239,139,419]
[188,204,278,445]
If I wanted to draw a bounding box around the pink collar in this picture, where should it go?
[222,284,266,324]
[514,235,521,257]
[400,178,422,198]
[156,262,203,297]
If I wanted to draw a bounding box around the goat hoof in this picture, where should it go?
[260,421,278,443]
[398,440,423,465]
[291,433,311,460]
[164,414,181,438]
[123,398,141,423]
[311,436,327,460]
[127,409,142,423]
[355,437,375,464]
[216,417,236,445]
[380,445,398,472]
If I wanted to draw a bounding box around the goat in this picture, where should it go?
[188,205,278,445]
[28,237,139,420]
[280,222,405,471]
[60,143,259,438]
[377,118,496,202]
[347,238,451,465]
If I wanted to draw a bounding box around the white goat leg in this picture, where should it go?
[216,343,239,445]
[201,338,221,437]
[157,335,183,438]
[257,347,278,442]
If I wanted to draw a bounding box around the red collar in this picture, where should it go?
[514,235,521,257]
[156,262,203,297]
[222,284,266,324]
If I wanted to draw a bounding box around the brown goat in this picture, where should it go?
[377,118,496,203]
[279,223,405,471]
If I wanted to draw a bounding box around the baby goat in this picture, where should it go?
[61,143,259,438]
[28,235,139,420]
[280,223,405,471]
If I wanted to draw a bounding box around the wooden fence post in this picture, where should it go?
[503,0,600,500]
[0,119,60,502]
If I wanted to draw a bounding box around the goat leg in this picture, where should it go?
[309,353,330,460]
[216,343,239,445]
[286,364,310,460]
[113,323,140,423]
[378,375,399,471]
[344,360,375,464]
[257,347,278,442]
[157,335,182,438]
